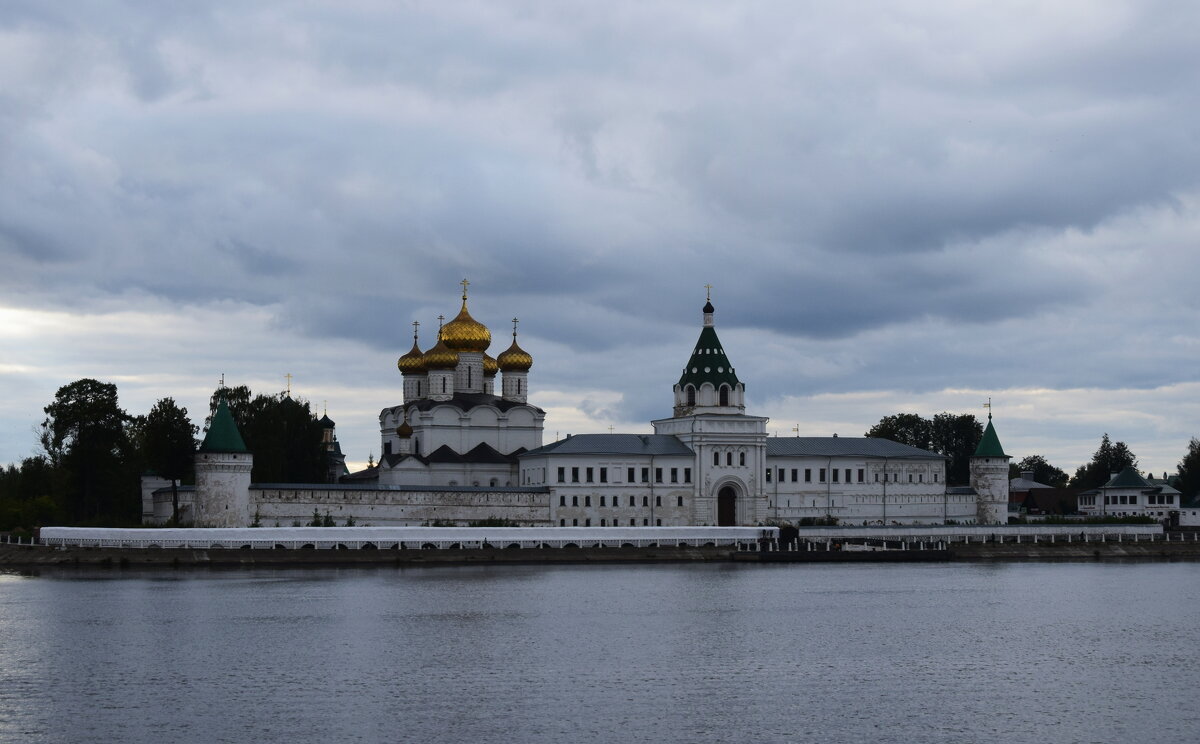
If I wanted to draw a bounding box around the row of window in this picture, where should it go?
[713,450,747,467]
[557,466,692,485]
[764,468,939,484]
[559,494,683,508]
[561,518,664,526]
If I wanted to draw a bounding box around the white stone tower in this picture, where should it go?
[653,292,768,526]
[969,411,1011,524]
[193,397,254,527]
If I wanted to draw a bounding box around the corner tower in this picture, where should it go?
[969,411,1011,524]
[193,397,254,527]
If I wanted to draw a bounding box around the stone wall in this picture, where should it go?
[250,485,552,526]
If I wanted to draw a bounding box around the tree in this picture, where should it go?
[866,411,982,486]
[41,379,132,523]
[1177,437,1200,505]
[205,386,326,484]
[143,398,198,525]
[929,412,984,486]
[865,413,931,451]
[1010,455,1069,489]
[1069,434,1138,490]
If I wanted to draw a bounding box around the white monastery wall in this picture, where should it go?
[251,486,552,527]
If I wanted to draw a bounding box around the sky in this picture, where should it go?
[2,1,1198,478]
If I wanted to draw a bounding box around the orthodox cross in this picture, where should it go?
[461,277,470,300]
[412,319,420,342]
[792,425,799,435]
[219,373,225,389]
[608,425,614,434]
[512,317,519,338]
[704,283,713,301]
[284,372,293,396]
[983,397,992,419]
[437,314,445,338]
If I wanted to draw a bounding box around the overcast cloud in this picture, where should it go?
[2,1,1198,476]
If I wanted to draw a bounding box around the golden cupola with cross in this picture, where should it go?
[440,279,491,353]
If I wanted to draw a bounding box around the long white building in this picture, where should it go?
[162,285,1011,528]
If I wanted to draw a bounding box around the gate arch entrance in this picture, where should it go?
[717,486,737,526]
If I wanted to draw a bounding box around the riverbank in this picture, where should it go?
[5,539,1200,568]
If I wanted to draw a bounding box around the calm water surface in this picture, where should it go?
[0,562,1197,744]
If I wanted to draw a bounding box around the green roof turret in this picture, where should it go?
[199,398,248,454]
[677,300,740,390]
[972,414,1007,458]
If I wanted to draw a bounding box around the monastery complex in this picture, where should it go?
[148,284,1022,528]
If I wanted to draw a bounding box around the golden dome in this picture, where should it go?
[440,287,491,353]
[497,337,533,372]
[422,334,459,370]
[395,421,413,439]
[397,338,425,375]
[483,353,499,377]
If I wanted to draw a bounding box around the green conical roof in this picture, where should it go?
[677,303,740,389]
[199,398,248,453]
[972,416,1007,458]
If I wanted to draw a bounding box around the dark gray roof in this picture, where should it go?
[389,393,545,415]
[766,437,946,459]
[1009,475,1054,491]
[521,434,694,457]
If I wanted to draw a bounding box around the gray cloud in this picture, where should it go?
[2,1,1199,471]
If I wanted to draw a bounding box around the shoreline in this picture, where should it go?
[5,539,1200,568]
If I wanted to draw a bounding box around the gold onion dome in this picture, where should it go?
[440,287,491,353]
[397,338,425,375]
[422,334,459,370]
[497,337,533,372]
[483,353,499,377]
[395,420,413,439]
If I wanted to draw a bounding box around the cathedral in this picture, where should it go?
[153,283,1009,527]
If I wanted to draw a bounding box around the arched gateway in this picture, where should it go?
[717,486,737,526]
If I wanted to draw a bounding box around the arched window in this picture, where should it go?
[719,385,730,406]
[572,496,578,506]
[601,519,606,526]
[739,451,746,466]
[713,451,720,466]
[686,385,696,406]
[468,368,472,387]
[585,495,591,507]
[560,519,565,526]
[726,451,733,466]
[489,478,497,487]
[441,377,447,394]
[518,379,523,394]
[642,495,648,507]
[655,495,661,507]
[600,495,606,506]
[560,495,566,506]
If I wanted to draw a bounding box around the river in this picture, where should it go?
[0,562,1196,743]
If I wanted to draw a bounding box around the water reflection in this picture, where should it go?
[0,563,1197,743]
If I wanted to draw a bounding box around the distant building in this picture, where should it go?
[1077,466,1200,525]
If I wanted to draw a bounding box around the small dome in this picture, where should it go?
[497,338,533,372]
[396,338,425,375]
[395,421,413,439]
[441,298,491,353]
[483,353,499,377]
[422,335,459,370]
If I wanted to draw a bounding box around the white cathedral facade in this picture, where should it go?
[347,286,1010,527]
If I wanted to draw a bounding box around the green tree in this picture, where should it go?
[143,398,198,526]
[1009,455,1069,488]
[207,387,326,483]
[865,413,931,451]
[866,412,982,486]
[929,412,984,486]
[1069,434,1138,490]
[41,379,133,523]
[1176,437,1200,505]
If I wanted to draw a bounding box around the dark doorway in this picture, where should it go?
[717,486,737,526]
